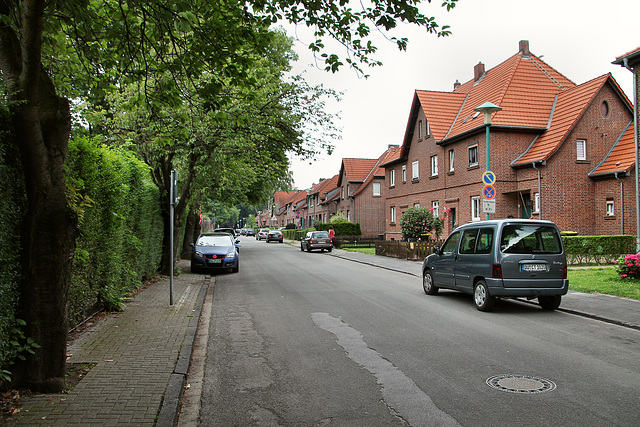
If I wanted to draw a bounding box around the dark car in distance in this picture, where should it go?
[191,232,240,273]
[301,231,332,252]
[245,228,255,237]
[266,229,283,243]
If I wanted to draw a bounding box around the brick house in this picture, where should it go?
[334,146,400,237]
[383,40,635,241]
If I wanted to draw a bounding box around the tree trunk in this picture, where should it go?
[181,201,201,259]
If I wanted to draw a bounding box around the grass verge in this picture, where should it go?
[567,267,640,300]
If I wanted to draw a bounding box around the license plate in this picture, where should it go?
[522,264,546,272]
[208,259,222,264]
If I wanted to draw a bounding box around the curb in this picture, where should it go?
[156,276,210,427]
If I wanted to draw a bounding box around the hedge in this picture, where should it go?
[562,235,636,265]
[0,108,23,377]
[315,222,361,236]
[65,137,164,325]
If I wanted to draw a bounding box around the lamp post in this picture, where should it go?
[305,188,310,234]
[474,102,502,220]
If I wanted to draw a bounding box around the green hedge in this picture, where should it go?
[315,222,361,236]
[562,235,635,265]
[0,109,23,376]
[66,137,163,325]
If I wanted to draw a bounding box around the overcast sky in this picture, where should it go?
[284,0,639,191]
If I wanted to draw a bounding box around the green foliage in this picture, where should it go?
[0,93,24,379]
[562,235,635,265]
[328,214,349,223]
[615,254,640,279]
[65,137,163,325]
[316,222,361,236]
[568,267,640,300]
[399,207,442,240]
[0,319,42,382]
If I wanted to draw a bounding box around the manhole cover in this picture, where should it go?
[486,374,556,394]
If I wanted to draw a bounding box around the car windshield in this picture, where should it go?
[196,235,233,247]
[500,224,562,254]
[313,231,330,238]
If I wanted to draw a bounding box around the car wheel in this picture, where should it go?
[474,280,495,312]
[327,247,332,252]
[191,263,199,274]
[300,244,304,251]
[538,295,561,311]
[306,246,311,252]
[422,270,439,295]
[232,261,239,273]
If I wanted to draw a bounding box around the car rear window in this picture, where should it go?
[500,224,562,254]
[313,231,330,238]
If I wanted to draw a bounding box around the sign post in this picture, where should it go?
[169,169,177,306]
[481,171,496,219]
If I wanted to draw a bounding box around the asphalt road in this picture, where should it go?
[196,237,640,426]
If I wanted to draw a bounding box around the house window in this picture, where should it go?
[390,206,396,223]
[347,210,350,222]
[346,184,350,196]
[576,139,587,161]
[533,192,540,213]
[432,201,439,216]
[373,182,381,196]
[402,165,406,183]
[412,161,419,181]
[426,120,430,136]
[606,199,614,216]
[468,144,479,167]
[471,196,481,221]
[414,203,420,208]
[430,155,438,176]
[389,169,395,187]
[341,186,344,199]
[449,149,454,172]
[418,119,423,140]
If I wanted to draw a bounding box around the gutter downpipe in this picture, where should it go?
[615,172,624,235]
[622,58,640,252]
[532,162,541,219]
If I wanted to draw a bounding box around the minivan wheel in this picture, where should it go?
[538,295,561,311]
[474,280,495,311]
[422,271,439,295]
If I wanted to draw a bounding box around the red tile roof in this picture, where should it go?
[342,158,380,183]
[353,145,400,197]
[513,74,610,166]
[590,123,636,177]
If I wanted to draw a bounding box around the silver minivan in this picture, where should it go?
[422,219,568,311]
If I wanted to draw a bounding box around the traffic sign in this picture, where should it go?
[483,185,496,200]
[482,199,496,214]
[482,170,496,186]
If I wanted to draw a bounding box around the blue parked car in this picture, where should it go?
[191,232,240,273]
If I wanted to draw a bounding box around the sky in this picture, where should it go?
[284,0,640,191]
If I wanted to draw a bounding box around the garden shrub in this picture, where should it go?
[399,206,444,241]
[615,254,640,279]
[562,235,635,265]
[316,222,361,236]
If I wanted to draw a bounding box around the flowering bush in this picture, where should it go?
[400,206,449,241]
[615,254,640,279]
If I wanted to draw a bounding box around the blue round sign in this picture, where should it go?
[482,170,496,186]
[483,185,496,200]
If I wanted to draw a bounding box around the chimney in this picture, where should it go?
[453,79,461,91]
[519,40,530,57]
[474,62,485,82]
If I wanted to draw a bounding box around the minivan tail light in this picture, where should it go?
[492,264,502,279]
[563,265,567,279]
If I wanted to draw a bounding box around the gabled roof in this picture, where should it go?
[353,145,400,197]
[309,174,339,199]
[589,122,636,177]
[512,74,611,166]
[273,190,297,208]
[338,158,380,187]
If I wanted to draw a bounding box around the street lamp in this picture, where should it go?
[474,101,502,220]
[305,188,311,234]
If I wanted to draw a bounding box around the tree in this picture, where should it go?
[0,0,456,389]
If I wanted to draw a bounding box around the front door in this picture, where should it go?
[521,193,532,219]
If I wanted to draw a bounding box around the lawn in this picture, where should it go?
[567,267,640,300]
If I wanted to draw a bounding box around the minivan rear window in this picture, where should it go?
[500,224,562,254]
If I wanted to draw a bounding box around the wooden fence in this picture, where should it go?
[375,240,438,261]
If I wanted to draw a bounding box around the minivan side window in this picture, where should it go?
[441,231,460,255]
[500,225,562,254]
[459,229,478,254]
[475,228,494,254]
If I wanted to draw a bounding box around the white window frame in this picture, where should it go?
[418,119,423,140]
[468,144,479,167]
[389,169,395,187]
[606,199,614,216]
[414,203,420,208]
[449,149,454,172]
[533,192,540,213]
[430,155,438,177]
[577,139,586,161]
[432,201,439,216]
[373,182,381,196]
[341,186,344,199]
[426,120,431,136]
[412,161,419,181]
[471,196,481,221]
[390,206,396,223]
[402,165,406,183]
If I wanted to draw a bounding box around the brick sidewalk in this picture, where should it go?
[3,261,207,427]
